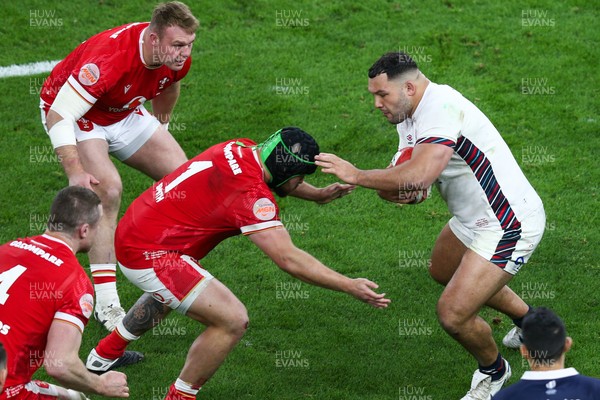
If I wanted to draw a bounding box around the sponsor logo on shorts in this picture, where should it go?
[511,256,525,273]
[78,63,100,86]
[253,198,276,221]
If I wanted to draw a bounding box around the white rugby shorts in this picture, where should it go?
[449,205,546,275]
[40,100,159,161]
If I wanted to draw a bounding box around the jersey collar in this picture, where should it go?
[521,367,579,380]
[139,27,161,69]
[411,81,434,123]
[251,147,267,181]
[42,233,74,253]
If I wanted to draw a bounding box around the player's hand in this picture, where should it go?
[377,189,420,204]
[314,182,356,204]
[315,153,361,185]
[348,278,390,308]
[98,371,129,397]
[68,171,100,190]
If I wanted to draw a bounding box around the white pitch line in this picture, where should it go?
[0,60,61,79]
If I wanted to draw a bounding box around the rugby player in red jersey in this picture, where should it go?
[0,187,138,399]
[39,1,200,331]
[86,127,389,399]
[39,2,353,332]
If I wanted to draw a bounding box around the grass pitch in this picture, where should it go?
[1,1,598,399]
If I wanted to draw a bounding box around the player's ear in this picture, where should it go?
[564,336,573,353]
[149,31,160,46]
[405,80,417,96]
[78,223,91,240]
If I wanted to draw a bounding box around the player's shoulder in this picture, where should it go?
[422,82,464,107]
[234,138,258,147]
[96,22,148,42]
[576,373,600,385]
[24,234,77,268]
[81,22,147,60]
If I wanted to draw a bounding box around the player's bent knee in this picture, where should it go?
[436,301,469,335]
[224,306,249,339]
[95,184,123,210]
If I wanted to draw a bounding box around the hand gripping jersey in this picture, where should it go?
[115,139,284,269]
[40,22,191,126]
[0,234,93,389]
[394,82,543,232]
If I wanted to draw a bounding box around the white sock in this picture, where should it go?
[174,377,200,396]
[90,264,120,307]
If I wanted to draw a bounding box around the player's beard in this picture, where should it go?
[389,93,413,124]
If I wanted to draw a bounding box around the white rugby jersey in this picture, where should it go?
[393,82,543,262]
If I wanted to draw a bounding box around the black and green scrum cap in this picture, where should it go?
[258,127,319,188]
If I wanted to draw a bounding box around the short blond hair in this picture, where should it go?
[149,1,199,37]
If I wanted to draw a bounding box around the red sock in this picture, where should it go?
[95,329,130,359]
[164,379,200,400]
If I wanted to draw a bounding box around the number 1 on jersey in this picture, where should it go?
[165,161,213,193]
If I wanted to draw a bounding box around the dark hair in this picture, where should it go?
[261,127,319,189]
[0,341,6,370]
[368,52,418,80]
[47,187,102,235]
[149,1,199,37]
[522,307,566,362]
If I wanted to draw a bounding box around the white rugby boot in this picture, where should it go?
[460,359,511,400]
[86,348,144,373]
[94,303,126,332]
[502,326,523,349]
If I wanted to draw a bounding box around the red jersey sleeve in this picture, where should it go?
[53,266,94,333]
[235,184,283,235]
[66,50,121,105]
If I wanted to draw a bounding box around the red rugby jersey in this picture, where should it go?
[0,234,93,389]
[40,22,191,126]
[115,139,283,269]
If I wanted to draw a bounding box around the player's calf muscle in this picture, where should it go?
[122,293,170,336]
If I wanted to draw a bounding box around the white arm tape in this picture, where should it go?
[161,122,169,131]
[48,81,95,149]
[48,118,77,148]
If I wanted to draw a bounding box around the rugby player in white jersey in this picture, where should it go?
[315,52,546,400]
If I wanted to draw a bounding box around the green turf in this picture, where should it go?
[1,0,598,399]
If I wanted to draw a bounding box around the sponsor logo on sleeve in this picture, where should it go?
[79,293,94,319]
[253,198,277,221]
[78,63,100,86]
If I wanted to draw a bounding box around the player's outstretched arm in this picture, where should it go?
[44,320,129,398]
[248,227,390,308]
[289,181,355,204]
[315,144,453,192]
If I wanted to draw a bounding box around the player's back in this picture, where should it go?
[116,138,279,263]
[405,82,543,230]
[493,372,600,399]
[0,234,92,387]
